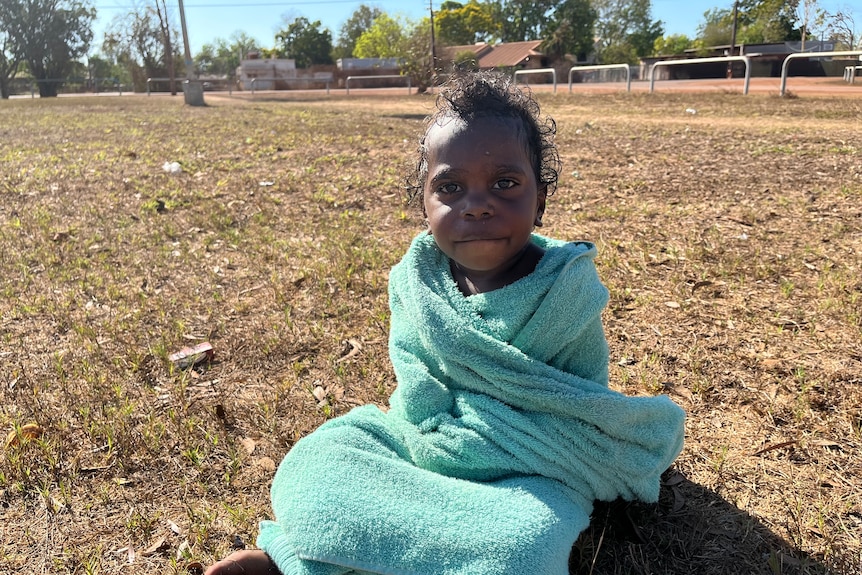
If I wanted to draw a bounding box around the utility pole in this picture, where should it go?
[177,0,205,105]
[729,1,738,55]
[727,1,738,78]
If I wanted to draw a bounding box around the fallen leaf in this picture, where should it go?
[751,440,798,457]
[177,540,191,560]
[336,338,362,363]
[312,386,327,402]
[141,536,168,557]
[239,437,256,455]
[663,382,693,402]
[665,301,681,309]
[47,495,67,513]
[5,423,43,448]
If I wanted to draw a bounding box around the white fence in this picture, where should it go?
[249,76,332,95]
[513,68,557,93]
[649,56,752,94]
[568,64,631,92]
[780,50,862,95]
[844,65,862,83]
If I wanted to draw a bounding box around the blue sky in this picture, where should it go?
[90,1,848,56]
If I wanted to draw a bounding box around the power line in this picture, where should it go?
[93,1,407,9]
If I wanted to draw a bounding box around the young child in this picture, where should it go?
[206,71,685,575]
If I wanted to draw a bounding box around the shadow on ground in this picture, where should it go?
[570,471,832,575]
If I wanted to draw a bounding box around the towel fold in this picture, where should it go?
[258,233,685,575]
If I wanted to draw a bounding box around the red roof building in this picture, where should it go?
[438,41,547,70]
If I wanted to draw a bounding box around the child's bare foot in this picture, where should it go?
[204,549,279,575]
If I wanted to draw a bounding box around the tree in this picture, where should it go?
[594,0,663,63]
[493,0,561,42]
[352,14,436,92]
[403,17,436,92]
[653,33,693,55]
[696,7,734,47]
[542,0,596,62]
[0,12,24,99]
[741,0,800,43]
[698,0,801,46]
[826,5,859,49]
[2,0,95,97]
[195,31,259,76]
[354,13,409,58]
[797,0,826,49]
[333,4,381,60]
[274,17,333,68]
[152,0,177,94]
[102,2,179,92]
[85,54,125,90]
[435,1,500,46]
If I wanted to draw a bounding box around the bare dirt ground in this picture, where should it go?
[1,89,860,575]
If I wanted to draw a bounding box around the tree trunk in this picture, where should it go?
[37,80,60,98]
[154,0,177,95]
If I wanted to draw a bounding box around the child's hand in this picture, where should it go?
[204,549,279,575]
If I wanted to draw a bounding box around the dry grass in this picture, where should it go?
[1,90,860,575]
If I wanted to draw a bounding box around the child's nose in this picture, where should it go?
[461,189,494,219]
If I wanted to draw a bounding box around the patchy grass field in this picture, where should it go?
[1,90,860,575]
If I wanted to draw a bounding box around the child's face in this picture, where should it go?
[422,116,546,281]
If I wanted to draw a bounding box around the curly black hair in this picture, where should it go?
[405,70,561,205]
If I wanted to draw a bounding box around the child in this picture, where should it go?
[206,71,685,575]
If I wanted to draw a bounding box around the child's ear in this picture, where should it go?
[534,187,547,227]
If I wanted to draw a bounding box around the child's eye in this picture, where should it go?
[493,179,517,190]
[437,183,461,195]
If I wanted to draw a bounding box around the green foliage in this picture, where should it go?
[435,0,500,46]
[195,32,260,77]
[696,0,802,46]
[453,49,480,71]
[495,0,561,42]
[543,0,597,62]
[101,1,182,92]
[333,4,382,60]
[796,0,828,45]
[696,7,734,47]
[274,17,334,68]
[740,0,802,43]
[0,9,24,98]
[354,14,410,59]
[653,33,694,56]
[594,0,663,63]
[350,12,434,90]
[400,18,435,92]
[0,0,95,97]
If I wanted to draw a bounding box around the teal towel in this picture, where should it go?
[257,233,685,575]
